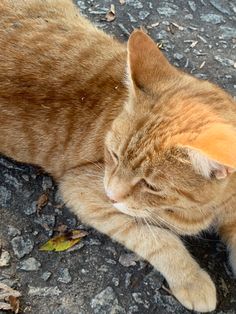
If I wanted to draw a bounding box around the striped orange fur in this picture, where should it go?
[0,1,236,312]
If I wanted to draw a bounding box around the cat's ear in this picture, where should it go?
[127,30,178,94]
[179,123,236,179]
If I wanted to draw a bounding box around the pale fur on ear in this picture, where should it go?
[187,148,235,179]
[127,30,178,93]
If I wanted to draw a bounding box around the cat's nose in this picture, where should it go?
[106,189,118,203]
[109,198,117,204]
[106,188,126,203]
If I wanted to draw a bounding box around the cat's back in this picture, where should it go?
[0,0,125,101]
[0,0,126,177]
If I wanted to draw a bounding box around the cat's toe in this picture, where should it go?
[171,269,216,312]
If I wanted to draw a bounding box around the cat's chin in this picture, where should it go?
[113,202,148,218]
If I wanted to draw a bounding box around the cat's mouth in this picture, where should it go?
[112,202,149,218]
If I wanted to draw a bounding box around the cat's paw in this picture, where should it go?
[171,269,216,312]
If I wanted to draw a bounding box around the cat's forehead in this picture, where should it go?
[120,131,165,171]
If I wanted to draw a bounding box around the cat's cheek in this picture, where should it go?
[103,173,108,190]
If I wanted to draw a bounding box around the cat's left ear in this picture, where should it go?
[178,123,236,179]
[127,30,178,94]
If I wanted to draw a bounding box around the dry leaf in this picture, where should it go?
[190,40,198,48]
[37,193,49,211]
[161,285,172,295]
[8,296,20,314]
[119,0,125,4]
[105,4,116,22]
[170,22,184,31]
[199,60,206,69]
[55,224,68,234]
[70,230,88,239]
[0,283,21,313]
[157,42,164,49]
[147,21,160,29]
[39,230,88,252]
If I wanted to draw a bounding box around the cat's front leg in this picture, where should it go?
[59,164,216,312]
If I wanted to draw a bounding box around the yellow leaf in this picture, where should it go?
[39,230,88,252]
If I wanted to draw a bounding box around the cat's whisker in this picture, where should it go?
[137,218,146,242]
[145,208,185,235]
[111,217,135,238]
[145,216,162,242]
[81,159,104,171]
[143,217,160,244]
[195,206,208,218]
[146,214,194,246]
[85,174,104,180]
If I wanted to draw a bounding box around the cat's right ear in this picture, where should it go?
[127,30,178,96]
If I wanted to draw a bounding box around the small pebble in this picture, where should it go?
[41,271,52,281]
[11,236,34,259]
[119,253,139,267]
[8,225,21,237]
[138,11,150,20]
[28,286,61,296]
[91,287,125,314]
[42,176,53,190]
[112,277,120,287]
[0,186,11,207]
[18,257,41,271]
[57,268,72,284]
[24,201,37,215]
[200,13,224,24]
[0,250,11,267]
[188,0,196,12]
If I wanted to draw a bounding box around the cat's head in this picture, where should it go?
[104,30,236,234]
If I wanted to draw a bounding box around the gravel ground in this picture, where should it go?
[0,0,236,313]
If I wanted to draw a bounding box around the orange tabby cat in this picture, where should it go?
[0,0,236,312]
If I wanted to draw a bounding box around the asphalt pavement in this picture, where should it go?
[0,0,236,313]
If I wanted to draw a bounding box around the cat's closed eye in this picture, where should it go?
[141,179,159,192]
[109,149,119,163]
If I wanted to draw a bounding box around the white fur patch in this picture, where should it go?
[113,202,131,214]
[113,203,148,218]
[187,148,222,178]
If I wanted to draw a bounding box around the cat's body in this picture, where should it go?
[1,0,236,312]
[0,0,127,178]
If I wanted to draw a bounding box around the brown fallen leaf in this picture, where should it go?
[70,230,88,239]
[55,224,68,234]
[36,193,49,211]
[39,229,88,252]
[8,296,20,314]
[0,283,21,313]
[105,4,116,22]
